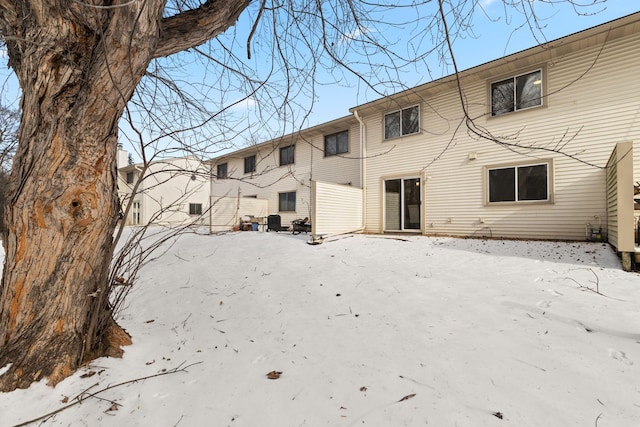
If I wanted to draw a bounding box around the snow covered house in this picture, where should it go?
[208,115,362,233]
[347,12,640,266]
[117,146,210,227]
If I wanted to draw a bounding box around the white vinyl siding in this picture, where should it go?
[606,142,635,252]
[362,28,640,240]
[210,119,361,230]
[312,181,363,236]
[117,156,210,227]
[209,196,269,233]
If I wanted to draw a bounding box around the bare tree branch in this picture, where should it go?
[154,0,252,59]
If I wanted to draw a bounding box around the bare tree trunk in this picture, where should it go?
[0,0,251,393]
[0,4,152,392]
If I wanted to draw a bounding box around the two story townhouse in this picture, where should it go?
[209,115,361,233]
[208,13,640,267]
[117,146,210,227]
[351,12,640,250]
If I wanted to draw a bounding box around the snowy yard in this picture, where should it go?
[2,231,640,426]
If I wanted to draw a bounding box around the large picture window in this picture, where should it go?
[280,145,295,166]
[384,105,420,139]
[244,155,256,174]
[487,162,550,203]
[325,130,349,156]
[491,70,542,116]
[216,163,227,179]
[279,191,296,212]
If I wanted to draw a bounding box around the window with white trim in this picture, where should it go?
[244,155,256,174]
[487,162,550,203]
[189,203,203,215]
[216,163,227,179]
[491,70,542,116]
[279,191,296,212]
[280,145,295,166]
[384,105,419,139]
[132,201,141,225]
[325,130,349,156]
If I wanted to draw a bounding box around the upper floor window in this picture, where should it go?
[487,161,550,203]
[491,70,542,116]
[126,171,134,184]
[384,105,419,140]
[325,130,349,156]
[216,163,227,179]
[280,145,295,166]
[244,155,256,174]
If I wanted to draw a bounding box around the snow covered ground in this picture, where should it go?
[2,230,640,427]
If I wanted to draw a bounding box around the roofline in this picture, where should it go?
[208,114,357,163]
[119,154,203,171]
[350,11,640,113]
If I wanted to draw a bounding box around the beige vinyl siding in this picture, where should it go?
[312,123,361,186]
[606,142,635,252]
[212,143,308,228]
[362,27,640,240]
[210,119,361,232]
[119,156,210,227]
[311,181,363,237]
[209,196,269,233]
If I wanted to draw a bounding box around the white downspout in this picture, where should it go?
[354,109,367,232]
[308,111,367,244]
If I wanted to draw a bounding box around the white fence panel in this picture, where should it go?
[311,181,363,237]
[209,197,269,233]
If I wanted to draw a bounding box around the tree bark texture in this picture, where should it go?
[0,0,250,392]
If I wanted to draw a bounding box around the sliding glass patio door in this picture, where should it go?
[384,178,421,231]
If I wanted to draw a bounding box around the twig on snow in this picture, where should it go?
[562,268,624,300]
[595,413,603,426]
[12,361,202,427]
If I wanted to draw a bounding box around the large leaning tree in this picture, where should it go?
[0,0,254,392]
[0,0,610,392]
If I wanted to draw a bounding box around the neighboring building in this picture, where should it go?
[351,12,640,247]
[209,115,361,232]
[117,146,210,227]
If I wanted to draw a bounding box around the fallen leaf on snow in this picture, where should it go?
[105,403,119,412]
[80,371,96,379]
[492,411,504,419]
[266,370,282,379]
